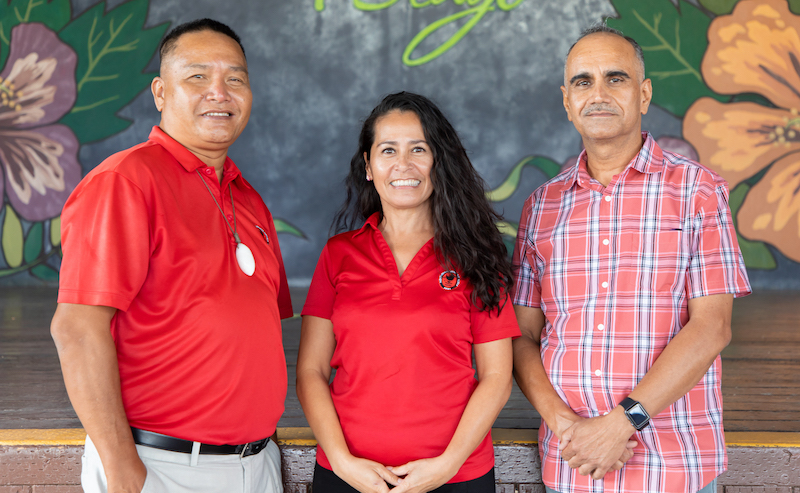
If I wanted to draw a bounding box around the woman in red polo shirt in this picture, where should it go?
[298,92,520,493]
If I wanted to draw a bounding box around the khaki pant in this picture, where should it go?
[81,434,283,493]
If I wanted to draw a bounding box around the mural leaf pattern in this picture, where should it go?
[22,221,42,263]
[0,0,71,66]
[607,0,724,117]
[486,156,561,256]
[2,205,23,268]
[275,219,307,238]
[698,0,738,14]
[486,156,561,202]
[58,0,168,143]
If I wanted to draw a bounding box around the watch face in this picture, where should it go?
[628,403,649,428]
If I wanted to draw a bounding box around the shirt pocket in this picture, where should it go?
[621,217,690,294]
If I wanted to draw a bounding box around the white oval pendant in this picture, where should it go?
[236,242,256,276]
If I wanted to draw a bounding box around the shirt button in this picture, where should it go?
[598,324,604,331]
[227,214,233,221]
[595,369,602,376]
[602,281,608,288]
[605,195,611,202]
[204,168,212,175]
[603,239,610,246]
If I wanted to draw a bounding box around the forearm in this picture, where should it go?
[439,371,512,471]
[628,303,731,416]
[296,368,353,468]
[513,336,581,437]
[51,304,143,486]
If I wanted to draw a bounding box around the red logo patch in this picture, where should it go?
[439,270,460,290]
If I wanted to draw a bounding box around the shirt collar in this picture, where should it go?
[352,212,382,238]
[559,132,662,191]
[148,126,242,181]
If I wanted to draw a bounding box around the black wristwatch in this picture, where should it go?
[619,397,650,430]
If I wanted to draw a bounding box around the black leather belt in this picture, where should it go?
[131,427,271,457]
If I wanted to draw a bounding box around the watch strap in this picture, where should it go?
[620,397,638,411]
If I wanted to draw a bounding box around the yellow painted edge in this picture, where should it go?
[725,431,800,448]
[1,428,798,448]
[0,428,86,446]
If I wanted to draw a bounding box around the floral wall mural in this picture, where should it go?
[488,0,800,273]
[0,0,795,286]
[0,0,166,281]
[685,0,800,265]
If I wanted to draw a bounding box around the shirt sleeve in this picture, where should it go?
[470,295,521,344]
[301,244,335,320]
[266,217,294,320]
[57,171,150,311]
[686,183,752,299]
[511,196,542,308]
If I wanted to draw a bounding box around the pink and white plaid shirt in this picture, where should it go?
[511,133,751,493]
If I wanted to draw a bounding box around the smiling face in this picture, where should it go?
[364,110,435,217]
[151,29,252,161]
[561,32,652,144]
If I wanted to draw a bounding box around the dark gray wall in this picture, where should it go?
[72,0,798,289]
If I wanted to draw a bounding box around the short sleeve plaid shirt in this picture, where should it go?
[511,133,751,493]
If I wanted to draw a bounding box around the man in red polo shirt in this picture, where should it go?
[50,19,292,493]
[511,26,751,493]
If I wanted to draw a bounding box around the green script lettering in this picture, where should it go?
[403,0,494,66]
[354,0,401,10]
[496,0,524,9]
[313,0,525,65]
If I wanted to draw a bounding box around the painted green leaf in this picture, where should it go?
[486,156,561,202]
[697,0,736,15]
[31,263,59,280]
[2,205,23,268]
[50,215,61,246]
[23,221,42,263]
[607,0,725,117]
[58,0,169,143]
[0,0,71,67]
[791,0,800,15]
[496,220,519,238]
[275,219,306,238]
[728,184,776,270]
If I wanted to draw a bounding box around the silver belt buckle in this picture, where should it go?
[239,442,250,458]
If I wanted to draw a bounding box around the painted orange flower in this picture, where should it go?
[684,0,800,263]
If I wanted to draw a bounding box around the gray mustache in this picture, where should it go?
[583,105,617,115]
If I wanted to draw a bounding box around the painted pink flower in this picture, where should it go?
[0,22,81,221]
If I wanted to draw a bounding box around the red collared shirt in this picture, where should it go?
[303,213,520,482]
[59,126,293,444]
[512,133,751,493]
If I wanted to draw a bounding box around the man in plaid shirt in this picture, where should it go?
[511,26,751,493]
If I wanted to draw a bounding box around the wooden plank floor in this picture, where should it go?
[0,287,797,432]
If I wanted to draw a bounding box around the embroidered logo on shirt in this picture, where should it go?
[255,225,269,244]
[439,270,460,290]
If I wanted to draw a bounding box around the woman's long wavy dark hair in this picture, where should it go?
[332,92,512,313]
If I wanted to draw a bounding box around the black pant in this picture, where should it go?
[312,462,496,493]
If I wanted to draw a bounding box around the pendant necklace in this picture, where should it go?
[197,170,256,276]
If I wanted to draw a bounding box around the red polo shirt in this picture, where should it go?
[302,213,520,482]
[58,126,293,445]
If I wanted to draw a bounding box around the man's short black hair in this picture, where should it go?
[159,18,245,66]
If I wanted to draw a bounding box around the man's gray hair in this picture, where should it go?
[565,23,646,81]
